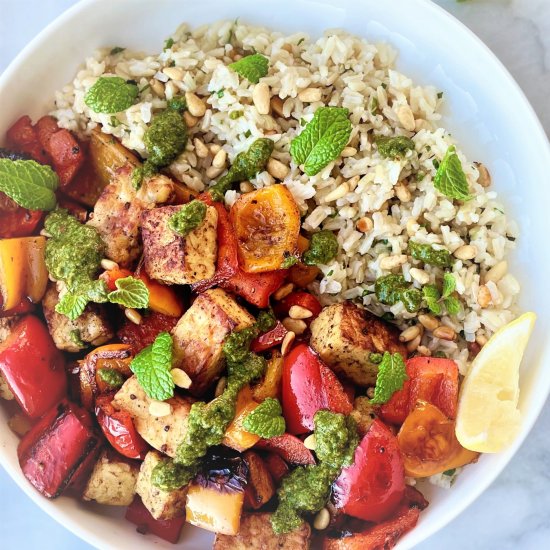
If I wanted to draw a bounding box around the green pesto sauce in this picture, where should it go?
[97,368,125,389]
[408,241,453,268]
[303,230,339,266]
[375,274,422,313]
[168,200,207,237]
[144,108,188,168]
[44,209,105,293]
[374,135,415,159]
[209,138,274,201]
[151,311,276,490]
[271,411,359,535]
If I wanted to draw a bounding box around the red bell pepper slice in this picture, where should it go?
[0,193,43,239]
[0,315,67,418]
[95,394,149,460]
[250,321,288,353]
[0,297,34,318]
[126,496,185,544]
[274,291,323,322]
[333,419,405,523]
[192,193,285,307]
[6,115,50,163]
[261,452,290,483]
[255,434,315,465]
[117,311,179,355]
[282,343,352,434]
[17,400,101,498]
[379,357,459,425]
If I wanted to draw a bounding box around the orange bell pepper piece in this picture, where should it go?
[252,351,284,402]
[137,271,184,318]
[223,386,260,452]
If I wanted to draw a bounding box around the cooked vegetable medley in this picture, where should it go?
[0,19,535,550]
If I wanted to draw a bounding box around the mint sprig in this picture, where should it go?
[85,76,139,114]
[130,332,175,401]
[55,293,89,320]
[243,397,286,438]
[107,276,149,309]
[370,352,407,404]
[433,146,472,201]
[229,53,269,84]
[0,159,58,210]
[422,273,461,316]
[290,106,352,176]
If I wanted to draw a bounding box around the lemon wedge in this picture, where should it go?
[455,312,536,453]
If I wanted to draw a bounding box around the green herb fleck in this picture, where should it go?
[243,398,286,438]
[229,110,244,120]
[216,89,225,98]
[374,135,415,159]
[229,53,269,84]
[84,76,139,114]
[409,241,453,268]
[98,368,125,389]
[370,96,379,115]
[443,468,456,476]
[110,47,125,55]
[375,274,422,313]
[290,106,352,176]
[168,200,207,237]
[370,352,407,404]
[437,91,444,99]
[0,159,58,211]
[297,38,305,46]
[369,352,383,364]
[107,276,149,309]
[433,146,472,201]
[416,172,426,182]
[69,329,86,348]
[281,255,299,269]
[163,37,175,51]
[303,230,339,266]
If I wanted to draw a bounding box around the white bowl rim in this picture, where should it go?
[0,0,549,549]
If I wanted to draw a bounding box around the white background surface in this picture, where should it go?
[1,1,549,548]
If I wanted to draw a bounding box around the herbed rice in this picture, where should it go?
[50,19,520,378]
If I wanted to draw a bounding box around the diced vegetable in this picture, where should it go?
[125,496,185,544]
[333,419,405,523]
[223,386,261,452]
[6,115,50,163]
[0,315,66,418]
[397,400,478,478]
[243,451,275,510]
[288,235,321,288]
[0,193,43,239]
[255,433,315,465]
[117,311,179,355]
[18,400,101,498]
[274,291,323,323]
[252,351,284,402]
[137,271,184,317]
[0,237,48,311]
[229,184,300,273]
[262,452,289,483]
[250,322,288,354]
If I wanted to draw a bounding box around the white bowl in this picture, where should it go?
[1,0,549,548]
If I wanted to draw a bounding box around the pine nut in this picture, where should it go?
[40,229,52,237]
[313,508,330,531]
[281,331,296,356]
[341,147,357,158]
[289,305,313,320]
[484,260,507,283]
[194,138,209,158]
[209,143,221,154]
[303,434,316,450]
[125,308,142,325]
[418,314,440,331]
[396,104,416,131]
[409,267,430,285]
[271,96,285,117]
[215,377,227,397]
[407,334,422,353]
[395,183,412,202]
[323,182,349,203]
[101,259,119,271]
[273,283,294,300]
[206,165,224,179]
[399,325,421,342]
[150,78,165,96]
[183,111,198,127]
[380,255,408,270]
[253,82,271,115]
[406,218,419,237]
[477,285,492,308]
[212,148,227,169]
[149,400,172,417]
[239,181,254,193]
[282,317,307,335]
[8,413,32,436]
[267,158,290,180]
[163,66,185,81]
[171,368,192,389]
[433,326,456,341]
[475,333,488,347]
[185,91,206,117]
[454,244,477,261]
[474,162,491,187]
[357,217,373,233]
[417,345,432,356]
[298,87,322,102]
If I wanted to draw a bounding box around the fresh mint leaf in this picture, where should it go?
[374,136,415,159]
[55,292,89,321]
[444,295,461,315]
[85,76,139,114]
[0,159,58,210]
[243,397,286,438]
[290,106,352,176]
[229,53,269,84]
[433,146,472,201]
[130,332,175,401]
[168,200,207,237]
[107,276,149,309]
[442,273,456,298]
[423,284,442,315]
[409,241,453,268]
[371,352,407,404]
